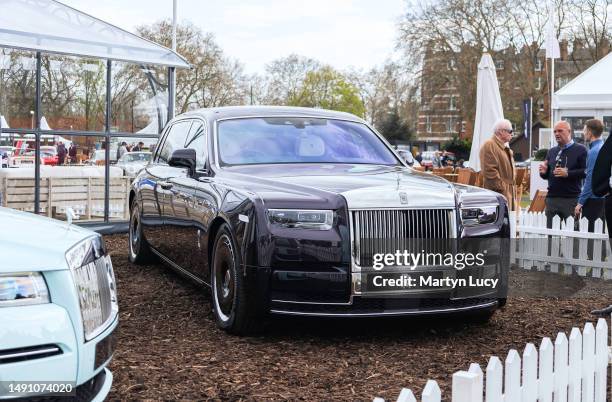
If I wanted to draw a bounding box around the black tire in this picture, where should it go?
[211,224,263,335]
[128,201,155,264]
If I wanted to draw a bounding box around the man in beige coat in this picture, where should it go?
[479,119,516,210]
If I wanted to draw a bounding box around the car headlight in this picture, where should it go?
[65,235,106,270]
[0,272,49,307]
[268,209,334,230]
[461,205,498,226]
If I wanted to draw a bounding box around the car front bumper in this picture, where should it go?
[245,264,504,318]
[269,295,500,317]
[0,304,116,401]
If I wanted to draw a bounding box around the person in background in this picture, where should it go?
[432,151,442,168]
[479,119,516,211]
[592,129,612,240]
[415,152,423,164]
[68,142,77,164]
[117,141,128,160]
[0,149,7,168]
[441,151,449,167]
[539,120,587,228]
[456,158,465,169]
[574,119,605,232]
[132,141,144,152]
[57,141,67,165]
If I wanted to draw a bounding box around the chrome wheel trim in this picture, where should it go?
[129,207,140,259]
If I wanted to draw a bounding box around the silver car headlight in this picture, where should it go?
[461,205,498,226]
[0,272,49,307]
[268,209,334,230]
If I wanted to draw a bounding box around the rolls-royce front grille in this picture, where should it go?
[72,255,117,341]
[351,209,455,268]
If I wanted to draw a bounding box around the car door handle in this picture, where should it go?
[159,181,173,190]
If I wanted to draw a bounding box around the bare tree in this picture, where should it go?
[138,20,249,113]
[565,0,610,69]
[259,54,321,105]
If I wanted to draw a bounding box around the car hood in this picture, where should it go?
[219,164,457,209]
[0,207,96,272]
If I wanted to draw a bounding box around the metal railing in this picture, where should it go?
[0,51,175,231]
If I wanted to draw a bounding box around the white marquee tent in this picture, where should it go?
[554,52,612,138]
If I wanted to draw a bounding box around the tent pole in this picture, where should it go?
[34,52,41,215]
[104,59,111,222]
[168,67,175,121]
[170,0,177,121]
[550,59,555,128]
[529,97,533,158]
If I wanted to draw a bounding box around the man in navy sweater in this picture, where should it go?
[592,130,612,239]
[538,121,587,228]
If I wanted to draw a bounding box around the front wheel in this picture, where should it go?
[128,201,155,264]
[211,224,263,335]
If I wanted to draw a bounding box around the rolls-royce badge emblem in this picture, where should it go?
[399,192,408,205]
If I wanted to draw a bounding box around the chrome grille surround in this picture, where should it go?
[349,208,457,295]
[71,254,118,341]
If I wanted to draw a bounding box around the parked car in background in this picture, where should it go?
[86,149,117,165]
[128,106,509,335]
[41,145,59,165]
[397,150,420,167]
[115,151,151,177]
[20,147,59,165]
[420,151,436,169]
[0,207,118,400]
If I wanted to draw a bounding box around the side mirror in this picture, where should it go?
[169,148,196,176]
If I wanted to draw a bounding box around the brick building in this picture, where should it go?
[415,39,607,153]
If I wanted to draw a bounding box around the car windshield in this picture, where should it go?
[217,117,399,166]
[123,153,151,163]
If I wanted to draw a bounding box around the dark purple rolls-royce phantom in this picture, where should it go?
[128,106,509,334]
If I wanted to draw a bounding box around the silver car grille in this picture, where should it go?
[350,209,455,268]
[72,255,118,341]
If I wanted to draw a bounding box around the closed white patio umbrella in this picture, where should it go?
[468,53,504,172]
[40,116,72,147]
[0,115,8,129]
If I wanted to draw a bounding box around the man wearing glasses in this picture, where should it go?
[538,121,588,228]
[480,119,516,211]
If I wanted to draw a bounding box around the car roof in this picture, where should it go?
[177,106,365,123]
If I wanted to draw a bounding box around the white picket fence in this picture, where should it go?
[373,317,611,402]
[513,211,611,279]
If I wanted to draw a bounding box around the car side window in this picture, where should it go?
[156,120,193,164]
[184,121,207,170]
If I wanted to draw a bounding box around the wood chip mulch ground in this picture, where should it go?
[104,234,611,401]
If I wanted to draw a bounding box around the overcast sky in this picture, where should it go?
[60,0,406,75]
